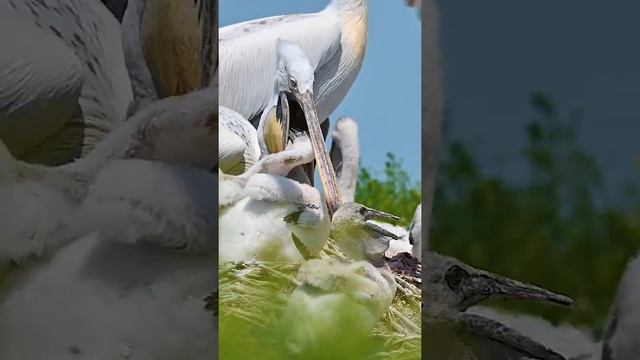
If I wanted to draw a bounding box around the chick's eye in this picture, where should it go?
[289,77,297,88]
[445,265,470,292]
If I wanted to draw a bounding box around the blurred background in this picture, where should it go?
[430,0,640,336]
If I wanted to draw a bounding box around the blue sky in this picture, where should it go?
[220,0,422,181]
[440,0,640,202]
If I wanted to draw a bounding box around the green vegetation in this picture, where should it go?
[356,153,422,227]
[431,92,640,334]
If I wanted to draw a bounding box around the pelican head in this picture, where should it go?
[331,202,400,266]
[275,39,315,96]
[259,39,342,214]
[424,252,573,315]
[423,252,574,359]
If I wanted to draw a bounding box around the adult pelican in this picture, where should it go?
[0,84,218,262]
[219,39,320,177]
[219,106,260,175]
[219,0,367,127]
[0,0,216,165]
[220,39,342,212]
[0,0,219,261]
[0,0,134,165]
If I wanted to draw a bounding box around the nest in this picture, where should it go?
[218,240,421,360]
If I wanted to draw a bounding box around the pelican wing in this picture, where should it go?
[1,0,132,162]
[219,106,259,174]
[219,12,343,121]
[219,128,248,175]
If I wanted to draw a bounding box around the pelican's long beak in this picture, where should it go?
[363,222,400,240]
[363,207,401,239]
[294,90,341,215]
[452,266,574,311]
[363,208,400,222]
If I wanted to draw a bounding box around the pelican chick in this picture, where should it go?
[279,257,396,358]
[219,134,331,263]
[423,251,574,360]
[330,202,401,267]
[0,81,218,263]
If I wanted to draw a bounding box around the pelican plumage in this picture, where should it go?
[219,106,260,175]
[0,80,217,262]
[331,203,400,267]
[329,117,360,203]
[280,258,397,358]
[219,38,342,226]
[602,254,640,360]
[0,231,217,359]
[0,0,133,165]
[409,203,422,259]
[0,0,219,356]
[219,134,330,262]
[219,0,367,126]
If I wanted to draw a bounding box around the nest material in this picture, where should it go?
[218,239,421,359]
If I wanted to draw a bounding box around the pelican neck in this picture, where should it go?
[326,0,367,14]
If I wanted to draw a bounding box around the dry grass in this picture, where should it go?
[219,239,421,359]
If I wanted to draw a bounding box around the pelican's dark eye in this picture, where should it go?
[289,77,298,89]
[359,207,367,216]
[445,265,470,291]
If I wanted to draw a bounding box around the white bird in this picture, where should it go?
[219,0,368,127]
[409,203,422,259]
[601,254,640,360]
[218,39,320,177]
[0,231,217,360]
[325,119,422,262]
[219,39,345,264]
[0,2,220,357]
[0,0,133,165]
[219,134,331,263]
[279,258,396,358]
[219,106,260,175]
[0,78,218,262]
[330,202,400,267]
[329,117,360,204]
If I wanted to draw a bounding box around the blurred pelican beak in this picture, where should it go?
[364,222,400,239]
[448,265,575,311]
[294,89,341,215]
[363,207,401,239]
